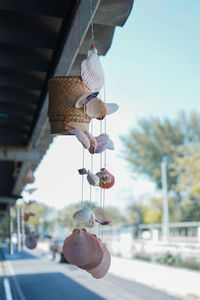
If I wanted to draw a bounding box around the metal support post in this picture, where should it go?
[9,205,14,255]
[20,207,25,248]
[161,161,170,242]
[16,207,21,252]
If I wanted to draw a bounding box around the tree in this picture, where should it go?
[120,112,200,194]
[170,144,200,221]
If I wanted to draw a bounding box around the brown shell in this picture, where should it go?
[87,240,111,279]
[63,229,103,267]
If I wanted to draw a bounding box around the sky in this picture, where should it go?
[23,0,200,211]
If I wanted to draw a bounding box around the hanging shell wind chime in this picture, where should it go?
[47,0,119,278]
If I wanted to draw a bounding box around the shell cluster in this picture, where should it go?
[75,129,115,155]
[78,167,115,189]
[73,207,111,227]
[63,228,111,279]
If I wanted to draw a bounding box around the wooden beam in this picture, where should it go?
[0,87,40,106]
[0,68,45,90]
[0,0,70,18]
[0,43,53,72]
[0,147,39,162]
[0,10,61,49]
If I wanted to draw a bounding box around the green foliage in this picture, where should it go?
[171,144,200,201]
[121,112,200,192]
[23,202,54,231]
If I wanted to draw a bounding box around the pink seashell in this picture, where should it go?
[87,240,111,279]
[95,133,110,153]
[74,129,90,149]
[63,228,103,267]
[84,131,97,154]
[107,139,114,150]
[96,168,115,189]
[81,47,104,92]
[25,234,37,249]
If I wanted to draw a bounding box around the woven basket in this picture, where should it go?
[48,76,91,135]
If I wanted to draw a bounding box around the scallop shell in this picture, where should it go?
[106,103,119,115]
[74,129,90,149]
[73,209,91,225]
[87,170,99,186]
[81,49,104,92]
[86,98,108,120]
[95,133,110,153]
[87,240,111,279]
[107,139,114,150]
[93,207,111,225]
[63,228,103,267]
[75,92,99,108]
[84,131,97,154]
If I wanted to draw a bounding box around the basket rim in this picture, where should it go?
[49,76,82,81]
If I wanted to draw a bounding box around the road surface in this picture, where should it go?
[0,246,182,300]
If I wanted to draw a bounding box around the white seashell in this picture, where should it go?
[93,207,111,225]
[95,133,110,153]
[74,129,90,149]
[75,92,99,108]
[106,103,119,115]
[107,139,114,150]
[86,98,107,119]
[73,209,91,224]
[81,49,104,91]
[87,170,99,186]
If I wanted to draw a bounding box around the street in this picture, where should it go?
[0,247,182,300]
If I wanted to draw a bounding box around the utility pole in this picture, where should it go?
[161,160,170,242]
[9,204,14,255]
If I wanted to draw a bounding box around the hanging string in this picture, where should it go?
[89,120,94,208]
[89,0,95,47]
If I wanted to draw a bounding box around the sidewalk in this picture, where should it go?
[109,257,200,300]
[35,242,200,299]
[8,242,200,300]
